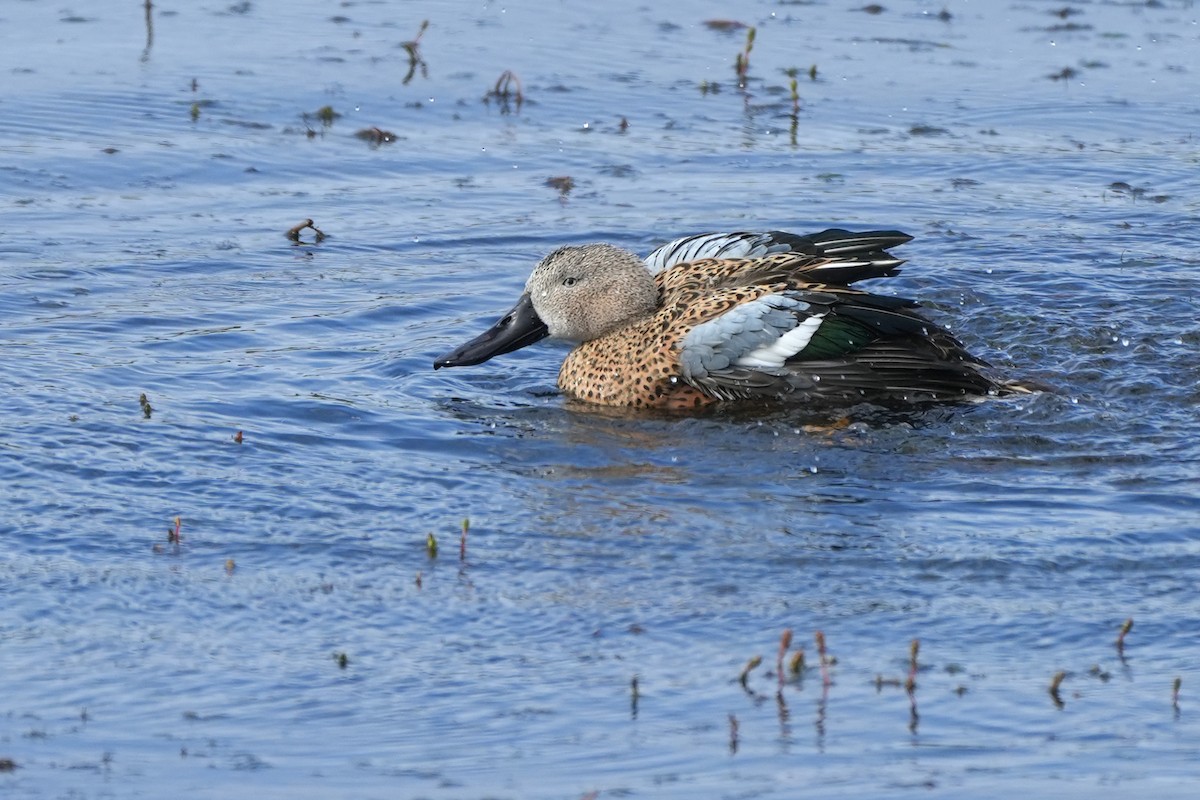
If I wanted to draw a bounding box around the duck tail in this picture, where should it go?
[800,228,914,256]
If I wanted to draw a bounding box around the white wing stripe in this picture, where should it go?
[735,314,826,369]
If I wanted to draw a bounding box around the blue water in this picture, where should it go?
[3,0,1200,797]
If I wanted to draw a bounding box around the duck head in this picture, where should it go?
[434,243,657,369]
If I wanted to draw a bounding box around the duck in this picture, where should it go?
[433,228,1026,410]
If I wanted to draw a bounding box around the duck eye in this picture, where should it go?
[562,276,577,287]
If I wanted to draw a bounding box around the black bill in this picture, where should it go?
[433,292,549,369]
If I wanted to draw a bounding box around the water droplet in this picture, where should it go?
[1121,337,1130,347]
[809,466,818,474]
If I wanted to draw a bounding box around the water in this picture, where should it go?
[3,0,1199,797]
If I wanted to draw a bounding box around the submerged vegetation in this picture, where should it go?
[484,69,524,114]
[734,26,756,88]
[726,620,1181,742]
[354,126,398,146]
[401,19,429,84]
[286,219,326,243]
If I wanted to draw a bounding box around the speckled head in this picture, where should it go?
[526,244,658,342]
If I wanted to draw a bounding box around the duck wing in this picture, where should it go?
[656,248,906,300]
[645,228,912,276]
[676,287,998,403]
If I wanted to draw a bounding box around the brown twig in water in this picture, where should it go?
[1116,617,1133,654]
[905,638,920,693]
[354,127,397,147]
[485,70,524,114]
[815,630,831,687]
[777,628,793,690]
[1049,670,1067,709]
[141,0,154,63]
[401,20,429,84]
[1172,676,1182,710]
[738,655,762,688]
[459,518,469,562]
[286,219,326,243]
[728,713,739,754]
[735,27,756,88]
[286,219,312,239]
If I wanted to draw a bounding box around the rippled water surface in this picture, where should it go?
[3,0,1200,797]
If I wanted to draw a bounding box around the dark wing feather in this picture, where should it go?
[787,340,1000,400]
[678,287,999,403]
[646,228,912,283]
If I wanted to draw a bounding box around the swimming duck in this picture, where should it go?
[434,228,1020,410]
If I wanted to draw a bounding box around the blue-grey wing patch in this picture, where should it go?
[644,228,913,278]
[645,232,790,274]
[679,294,829,397]
[676,288,998,402]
